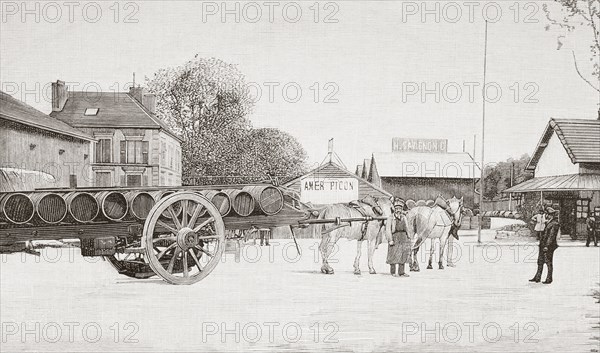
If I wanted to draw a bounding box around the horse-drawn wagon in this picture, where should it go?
[0,184,392,285]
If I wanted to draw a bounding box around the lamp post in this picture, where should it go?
[477,20,489,244]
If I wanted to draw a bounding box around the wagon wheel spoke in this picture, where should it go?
[189,249,203,272]
[167,206,183,230]
[197,235,220,241]
[182,250,189,278]
[188,203,204,228]
[156,243,177,260]
[181,200,188,229]
[196,245,215,258]
[167,247,181,273]
[157,220,178,235]
[193,217,214,233]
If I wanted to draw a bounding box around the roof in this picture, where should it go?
[372,152,480,179]
[50,92,180,140]
[361,158,372,179]
[527,118,600,171]
[284,161,392,198]
[504,173,600,193]
[0,91,94,142]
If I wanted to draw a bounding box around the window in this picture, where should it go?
[95,172,111,187]
[120,141,149,164]
[576,199,590,219]
[95,139,112,163]
[84,108,99,116]
[127,175,142,187]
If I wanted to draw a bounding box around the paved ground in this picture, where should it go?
[1,219,599,352]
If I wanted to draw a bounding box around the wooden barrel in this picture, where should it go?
[416,200,427,207]
[425,199,435,207]
[222,189,254,216]
[243,185,284,216]
[64,192,99,223]
[406,199,416,210]
[95,191,128,221]
[200,190,231,216]
[126,191,155,220]
[30,192,67,224]
[0,193,35,224]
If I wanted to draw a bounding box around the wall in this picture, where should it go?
[0,119,92,188]
[158,131,182,186]
[380,177,476,208]
[81,127,181,187]
[535,133,579,177]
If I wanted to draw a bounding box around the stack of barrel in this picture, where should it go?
[0,185,285,226]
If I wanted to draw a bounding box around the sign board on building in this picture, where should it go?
[392,138,448,153]
[299,177,359,204]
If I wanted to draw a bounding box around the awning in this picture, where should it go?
[504,174,600,193]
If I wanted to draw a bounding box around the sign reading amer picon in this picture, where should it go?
[392,138,448,153]
[299,177,359,204]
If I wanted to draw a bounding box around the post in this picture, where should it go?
[478,20,489,244]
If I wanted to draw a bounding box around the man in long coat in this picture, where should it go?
[387,198,412,277]
[529,207,560,284]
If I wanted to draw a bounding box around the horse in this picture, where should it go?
[317,195,395,275]
[406,196,463,271]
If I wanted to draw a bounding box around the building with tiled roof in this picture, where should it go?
[49,80,182,187]
[505,118,600,238]
[363,142,480,208]
[0,90,95,189]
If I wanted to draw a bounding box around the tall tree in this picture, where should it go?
[544,0,600,109]
[146,56,308,185]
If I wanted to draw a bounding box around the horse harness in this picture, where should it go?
[322,199,388,241]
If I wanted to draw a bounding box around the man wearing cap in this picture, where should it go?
[387,198,411,277]
[585,208,598,247]
[529,207,560,284]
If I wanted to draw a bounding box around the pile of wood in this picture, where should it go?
[0,185,285,227]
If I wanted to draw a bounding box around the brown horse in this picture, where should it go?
[317,195,395,275]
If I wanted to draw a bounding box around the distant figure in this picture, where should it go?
[586,210,598,247]
[531,208,547,241]
[387,198,411,277]
[530,207,559,284]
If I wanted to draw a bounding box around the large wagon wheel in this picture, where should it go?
[143,192,225,285]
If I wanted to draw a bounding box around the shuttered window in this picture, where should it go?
[96,139,112,163]
[120,141,150,164]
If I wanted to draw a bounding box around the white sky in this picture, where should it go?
[1,1,598,170]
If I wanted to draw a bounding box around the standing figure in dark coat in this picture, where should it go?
[529,207,560,284]
[585,209,598,247]
[387,198,411,277]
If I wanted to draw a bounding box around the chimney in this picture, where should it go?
[142,94,156,114]
[51,80,68,112]
[129,86,145,104]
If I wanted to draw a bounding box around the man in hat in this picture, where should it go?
[387,197,412,277]
[585,208,598,247]
[529,207,560,284]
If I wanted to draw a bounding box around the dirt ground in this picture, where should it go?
[1,219,599,352]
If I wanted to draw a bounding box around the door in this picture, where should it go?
[559,198,577,239]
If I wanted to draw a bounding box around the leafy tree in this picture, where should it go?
[146,56,308,185]
[483,154,533,200]
[544,0,600,102]
[243,128,309,182]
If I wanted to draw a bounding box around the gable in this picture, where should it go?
[534,131,579,177]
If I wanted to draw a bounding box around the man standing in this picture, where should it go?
[529,207,560,284]
[586,208,598,247]
[387,198,411,277]
[531,208,547,241]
